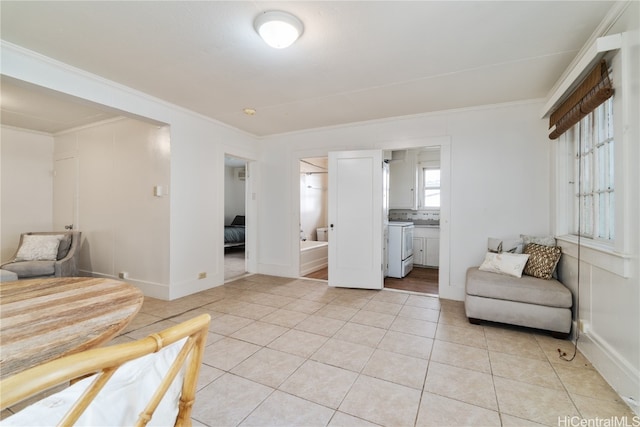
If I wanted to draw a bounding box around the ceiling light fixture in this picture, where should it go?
[254,11,304,49]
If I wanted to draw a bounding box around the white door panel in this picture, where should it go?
[328,150,383,289]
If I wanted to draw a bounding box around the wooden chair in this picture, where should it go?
[0,314,210,427]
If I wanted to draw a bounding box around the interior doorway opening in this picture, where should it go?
[384,147,442,296]
[224,155,248,281]
[299,157,329,280]
[295,143,449,296]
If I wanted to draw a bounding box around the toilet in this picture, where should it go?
[316,227,328,241]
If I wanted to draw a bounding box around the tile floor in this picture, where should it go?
[108,275,635,426]
[224,249,247,280]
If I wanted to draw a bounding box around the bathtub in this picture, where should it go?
[300,240,328,276]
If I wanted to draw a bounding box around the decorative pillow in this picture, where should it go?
[502,238,523,253]
[521,234,556,247]
[479,252,530,278]
[487,238,502,253]
[56,234,73,260]
[523,243,562,280]
[14,235,63,262]
[487,237,523,254]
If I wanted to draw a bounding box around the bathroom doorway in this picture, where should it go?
[299,157,329,280]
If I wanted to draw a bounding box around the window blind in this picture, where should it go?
[548,60,613,140]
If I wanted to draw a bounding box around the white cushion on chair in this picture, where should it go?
[2,339,186,426]
[14,235,63,262]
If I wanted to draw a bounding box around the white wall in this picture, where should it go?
[1,126,54,261]
[224,165,246,225]
[551,2,640,414]
[53,118,171,295]
[2,43,260,299]
[258,100,551,300]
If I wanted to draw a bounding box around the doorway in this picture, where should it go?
[299,157,329,280]
[224,155,248,280]
[295,142,450,296]
[384,147,442,296]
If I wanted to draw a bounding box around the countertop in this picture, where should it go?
[389,219,440,228]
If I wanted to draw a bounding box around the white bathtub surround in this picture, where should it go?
[300,241,328,276]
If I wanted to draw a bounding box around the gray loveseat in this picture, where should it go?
[1,231,82,279]
[465,266,572,339]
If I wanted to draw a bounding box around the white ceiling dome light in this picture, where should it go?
[254,11,304,49]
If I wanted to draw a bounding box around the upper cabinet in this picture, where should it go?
[388,147,441,211]
[388,150,418,210]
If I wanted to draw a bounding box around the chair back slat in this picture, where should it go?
[0,314,211,427]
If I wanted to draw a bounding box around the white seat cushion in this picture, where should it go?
[466,267,572,308]
[2,339,186,426]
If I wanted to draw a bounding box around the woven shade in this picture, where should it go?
[548,60,613,140]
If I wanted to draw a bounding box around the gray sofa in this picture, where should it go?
[1,231,82,279]
[465,266,572,338]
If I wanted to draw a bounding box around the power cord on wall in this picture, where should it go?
[558,126,582,362]
[558,233,580,362]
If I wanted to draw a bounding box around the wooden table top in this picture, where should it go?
[0,277,144,379]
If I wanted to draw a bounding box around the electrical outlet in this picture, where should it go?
[579,320,589,333]
[198,272,207,279]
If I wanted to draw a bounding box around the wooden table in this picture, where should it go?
[0,277,144,379]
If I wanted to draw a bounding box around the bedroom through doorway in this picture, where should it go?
[224,155,247,280]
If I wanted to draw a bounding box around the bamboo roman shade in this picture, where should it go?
[548,60,613,140]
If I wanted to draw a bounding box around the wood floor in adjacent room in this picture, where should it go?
[305,266,439,296]
[384,267,439,295]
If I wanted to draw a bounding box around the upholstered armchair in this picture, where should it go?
[1,231,82,279]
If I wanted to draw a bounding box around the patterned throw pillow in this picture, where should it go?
[15,235,62,261]
[523,243,562,280]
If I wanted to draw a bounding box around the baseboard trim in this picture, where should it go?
[578,330,640,415]
[439,283,464,301]
[257,263,298,278]
[82,270,170,300]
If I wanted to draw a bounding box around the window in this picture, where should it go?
[422,167,441,208]
[564,96,615,241]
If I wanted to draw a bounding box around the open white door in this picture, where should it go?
[328,150,384,289]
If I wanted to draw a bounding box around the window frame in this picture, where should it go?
[417,161,441,210]
[553,49,632,278]
[565,95,615,242]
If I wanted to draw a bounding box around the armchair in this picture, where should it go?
[1,231,81,279]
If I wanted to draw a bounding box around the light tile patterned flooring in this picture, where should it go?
[112,274,633,426]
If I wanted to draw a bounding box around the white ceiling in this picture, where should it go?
[0,1,615,136]
[1,76,122,133]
